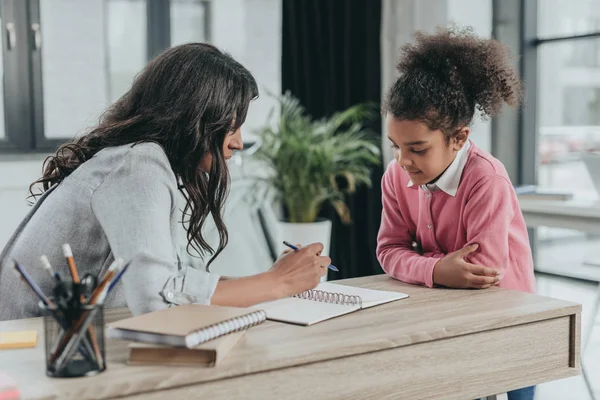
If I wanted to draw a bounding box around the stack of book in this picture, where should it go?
[107,304,267,366]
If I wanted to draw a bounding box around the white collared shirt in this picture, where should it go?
[406,140,471,197]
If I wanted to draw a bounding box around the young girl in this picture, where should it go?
[0,43,330,321]
[377,26,535,400]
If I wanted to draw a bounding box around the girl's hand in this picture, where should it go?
[432,244,502,289]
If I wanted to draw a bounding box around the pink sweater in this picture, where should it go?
[376,143,536,293]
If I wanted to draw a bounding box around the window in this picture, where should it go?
[171,0,209,46]
[107,0,148,103]
[525,0,600,280]
[567,35,600,67]
[39,0,123,140]
[0,0,210,152]
[538,0,600,38]
[563,87,600,126]
[536,18,600,202]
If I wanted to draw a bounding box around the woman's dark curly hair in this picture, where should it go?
[383,26,523,140]
[29,43,258,270]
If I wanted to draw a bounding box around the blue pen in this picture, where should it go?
[107,262,129,294]
[12,261,56,308]
[282,241,339,272]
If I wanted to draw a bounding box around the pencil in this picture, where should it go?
[62,244,102,368]
[62,244,80,283]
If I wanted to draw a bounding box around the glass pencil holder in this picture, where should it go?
[40,301,106,378]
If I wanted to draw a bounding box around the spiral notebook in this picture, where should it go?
[106,304,266,348]
[255,282,409,326]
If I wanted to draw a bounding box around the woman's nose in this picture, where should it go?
[230,138,243,151]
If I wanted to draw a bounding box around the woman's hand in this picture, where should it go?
[211,242,330,308]
[275,244,301,261]
[432,244,502,289]
[270,242,330,298]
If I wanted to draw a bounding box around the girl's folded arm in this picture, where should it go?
[376,168,440,288]
[462,175,515,274]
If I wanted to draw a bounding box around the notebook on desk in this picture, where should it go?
[106,304,266,348]
[255,282,409,326]
[127,330,246,367]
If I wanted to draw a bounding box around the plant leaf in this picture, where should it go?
[252,92,381,223]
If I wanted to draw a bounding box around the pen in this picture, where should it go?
[49,259,123,365]
[20,259,95,364]
[107,261,129,294]
[87,258,123,306]
[282,241,339,272]
[11,261,56,308]
[53,308,101,372]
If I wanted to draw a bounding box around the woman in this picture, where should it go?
[0,43,330,320]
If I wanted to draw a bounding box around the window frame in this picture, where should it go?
[0,0,210,153]
[0,0,34,152]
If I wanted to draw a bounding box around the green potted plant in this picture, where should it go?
[253,92,381,264]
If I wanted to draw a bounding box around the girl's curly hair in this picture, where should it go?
[383,26,523,140]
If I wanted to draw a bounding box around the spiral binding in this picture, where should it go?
[186,309,267,348]
[294,289,363,308]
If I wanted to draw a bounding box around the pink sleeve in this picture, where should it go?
[376,166,440,287]
[462,176,516,273]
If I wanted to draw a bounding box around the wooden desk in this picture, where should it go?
[0,275,581,400]
[518,197,599,400]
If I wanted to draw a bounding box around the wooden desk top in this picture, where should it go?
[0,275,581,400]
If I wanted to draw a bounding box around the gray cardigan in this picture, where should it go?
[0,142,220,321]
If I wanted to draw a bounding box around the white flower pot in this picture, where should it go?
[278,219,333,282]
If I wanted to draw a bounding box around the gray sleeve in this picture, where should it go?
[91,145,220,315]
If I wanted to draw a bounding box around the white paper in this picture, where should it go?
[255,283,409,326]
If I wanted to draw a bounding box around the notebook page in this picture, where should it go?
[314,282,409,308]
[257,297,360,326]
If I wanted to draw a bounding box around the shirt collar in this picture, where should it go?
[406,140,471,196]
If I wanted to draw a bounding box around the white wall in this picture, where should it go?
[0,157,47,249]
[40,0,109,140]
